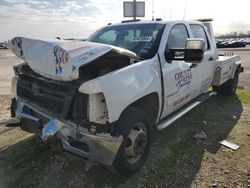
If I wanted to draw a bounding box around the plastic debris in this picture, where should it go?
[4,118,20,127]
[193,131,207,140]
[219,140,240,150]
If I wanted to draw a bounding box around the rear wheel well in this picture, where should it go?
[212,66,240,96]
[125,93,159,123]
[232,64,241,78]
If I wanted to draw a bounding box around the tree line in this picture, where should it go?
[216,31,250,39]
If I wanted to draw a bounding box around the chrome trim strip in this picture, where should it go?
[157,91,214,130]
[157,101,201,130]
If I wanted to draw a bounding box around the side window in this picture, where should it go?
[190,24,209,50]
[167,24,189,50]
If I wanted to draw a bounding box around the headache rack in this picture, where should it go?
[195,18,213,22]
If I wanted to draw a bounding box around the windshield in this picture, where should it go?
[88,23,165,59]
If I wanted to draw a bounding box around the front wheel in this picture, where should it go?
[112,107,153,176]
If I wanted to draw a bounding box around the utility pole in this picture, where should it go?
[152,0,154,20]
[133,0,136,20]
[170,7,172,19]
[183,1,187,20]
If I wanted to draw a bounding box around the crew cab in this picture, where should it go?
[8,19,243,175]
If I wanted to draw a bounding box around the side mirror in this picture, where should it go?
[184,38,205,62]
[164,38,205,63]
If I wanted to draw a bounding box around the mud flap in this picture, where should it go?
[20,117,42,134]
[5,118,20,127]
[10,97,17,117]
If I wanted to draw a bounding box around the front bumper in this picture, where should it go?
[11,99,123,166]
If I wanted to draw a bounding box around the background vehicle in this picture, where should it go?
[0,42,8,49]
[8,19,243,175]
[216,38,247,48]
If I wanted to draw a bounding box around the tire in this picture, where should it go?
[213,69,239,96]
[112,107,153,176]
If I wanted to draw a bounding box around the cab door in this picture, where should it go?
[188,24,215,94]
[160,24,200,118]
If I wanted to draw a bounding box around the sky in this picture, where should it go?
[0,0,250,41]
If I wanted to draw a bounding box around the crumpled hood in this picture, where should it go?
[10,37,137,81]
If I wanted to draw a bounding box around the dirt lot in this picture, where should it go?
[0,48,250,188]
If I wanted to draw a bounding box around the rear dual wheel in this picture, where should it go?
[213,69,239,96]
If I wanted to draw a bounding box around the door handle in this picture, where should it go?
[209,57,214,61]
[189,63,198,68]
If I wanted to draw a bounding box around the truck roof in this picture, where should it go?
[106,19,206,27]
[101,18,218,60]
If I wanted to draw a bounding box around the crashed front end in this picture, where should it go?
[8,38,141,168]
[10,64,123,167]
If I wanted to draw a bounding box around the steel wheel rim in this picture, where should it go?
[125,122,147,164]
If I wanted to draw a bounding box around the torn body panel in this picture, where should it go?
[88,93,108,124]
[10,37,139,81]
[12,99,123,166]
[79,56,162,123]
[12,39,161,125]
[11,38,144,127]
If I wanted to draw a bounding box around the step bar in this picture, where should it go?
[157,91,215,130]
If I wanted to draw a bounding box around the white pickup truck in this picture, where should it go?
[8,19,243,175]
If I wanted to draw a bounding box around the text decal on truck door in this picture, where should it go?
[175,68,192,91]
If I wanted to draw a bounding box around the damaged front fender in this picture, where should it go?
[79,56,162,123]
